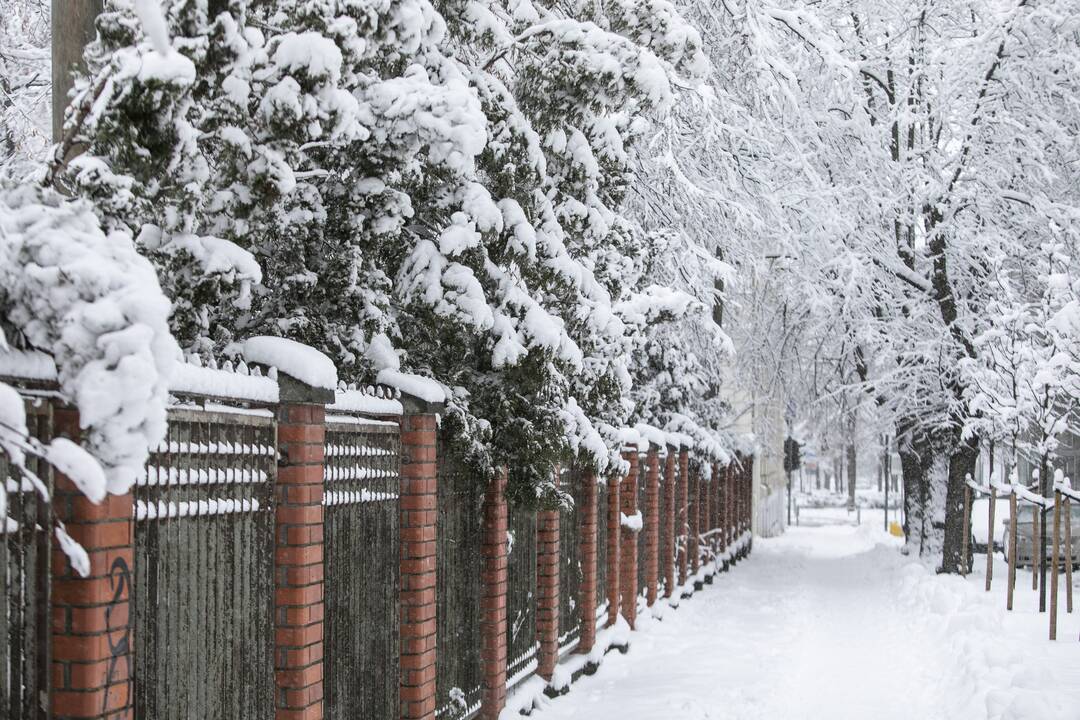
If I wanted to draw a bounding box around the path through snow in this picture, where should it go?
[528,520,1080,720]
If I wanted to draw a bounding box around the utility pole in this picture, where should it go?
[52,0,103,141]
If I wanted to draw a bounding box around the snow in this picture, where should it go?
[620,510,643,532]
[328,388,403,416]
[46,438,107,504]
[241,336,337,390]
[1,184,176,495]
[525,518,1080,720]
[376,369,446,404]
[0,349,57,381]
[133,0,172,56]
[169,361,279,403]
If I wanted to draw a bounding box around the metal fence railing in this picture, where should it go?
[133,406,277,720]
[1,397,52,720]
[324,417,401,720]
[595,481,609,624]
[435,441,483,719]
[637,454,648,599]
[558,464,583,654]
[506,503,537,687]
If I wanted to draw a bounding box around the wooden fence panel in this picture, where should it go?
[435,443,483,719]
[324,418,400,720]
[0,397,52,720]
[558,465,583,654]
[506,504,537,688]
[133,407,277,720]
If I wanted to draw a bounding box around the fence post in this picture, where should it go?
[274,374,334,720]
[663,447,676,597]
[744,455,754,557]
[576,471,598,655]
[398,394,443,720]
[676,447,689,591]
[619,450,639,629]
[536,506,560,682]
[50,406,136,720]
[645,447,660,606]
[606,472,621,627]
[479,468,508,719]
[728,458,738,566]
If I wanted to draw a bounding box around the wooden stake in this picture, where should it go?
[1051,492,1061,640]
[1008,492,1018,612]
[1065,497,1073,614]
[986,487,997,591]
[962,485,972,575]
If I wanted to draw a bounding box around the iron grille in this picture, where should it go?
[1,396,51,720]
[637,454,647,598]
[133,407,276,720]
[506,503,536,687]
[595,481,608,624]
[558,464,582,653]
[435,440,483,719]
[324,418,400,720]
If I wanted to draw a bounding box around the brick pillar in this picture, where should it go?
[619,451,639,629]
[688,468,700,582]
[479,468,508,719]
[50,407,135,720]
[536,508,560,680]
[274,376,333,720]
[399,395,443,720]
[676,448,689,589]
[576,472,598,655]
[606,474,620,627]
[662,448,676,598]
[644,448,660,606]
[720,463,729,570]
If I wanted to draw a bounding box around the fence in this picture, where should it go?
[0,354,757,720]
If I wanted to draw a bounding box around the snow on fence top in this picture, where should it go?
[633,423,667,450]
[0,349,57,382]
[242,336,338,391]
[328,385,403,416]
[375,369,446,404]
[170,357,279,403]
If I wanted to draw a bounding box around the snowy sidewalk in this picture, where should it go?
[527,521,1080,720]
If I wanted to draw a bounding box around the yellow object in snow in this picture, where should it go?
[889,521,903,537]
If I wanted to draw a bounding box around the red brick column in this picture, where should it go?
[662,448,676,598]
[50,407,135,720]
[536,508,560,680]
[644,448,660,606]
[275,376,332,720]
[479,468,508,719]
[619,451,639,628]
[399,397,442,720]
[688,467,700,581]
[676,448,689,589]
[730,456,740,564]
[577,471,598,655]
[719,463,730,569]
[606,474,621,627]
[745,455,754,556]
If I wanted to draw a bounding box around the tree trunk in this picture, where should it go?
[940,433,979,574]
[899,435,926,553]
[846,443,857,511]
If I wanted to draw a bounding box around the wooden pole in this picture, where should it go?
[1033,497,1041,592]
[986,486,997,591]
[1065,497,1073,614]
[961,485,972,575]
[51,0,104,141]
[1051,492,1061,639]
[1007,492,1018,612]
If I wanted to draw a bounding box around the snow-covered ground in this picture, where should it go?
[528,516,1080,720]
